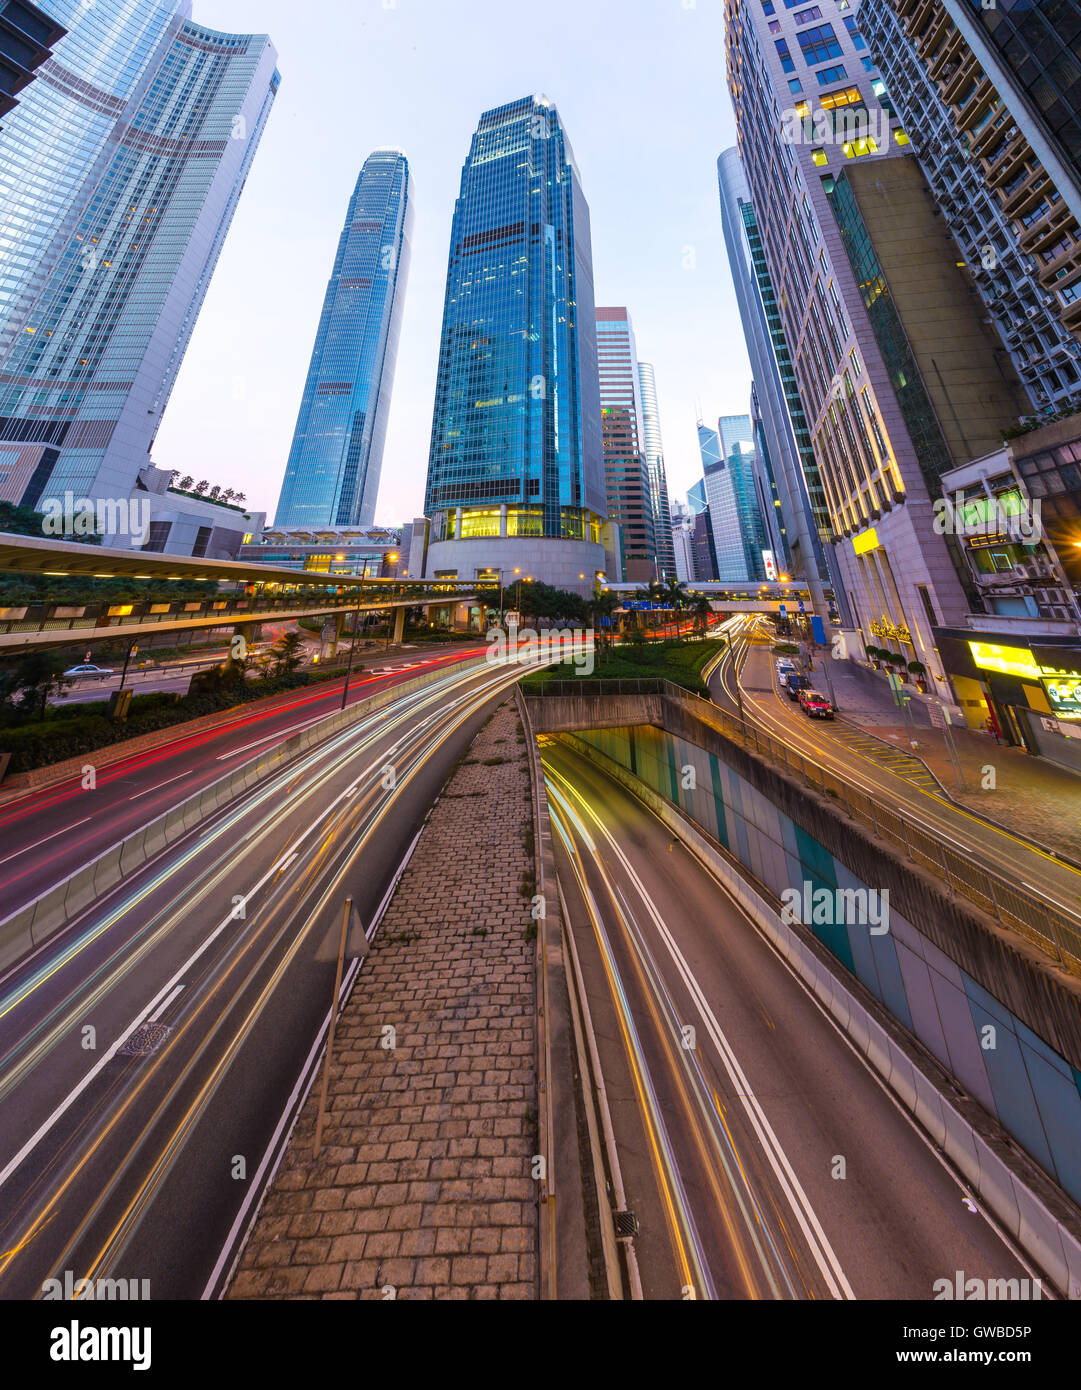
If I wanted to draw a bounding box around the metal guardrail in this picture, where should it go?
[523,677,1081,974]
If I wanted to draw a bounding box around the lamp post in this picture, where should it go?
[340,593,362,711]
[482,567,504,627]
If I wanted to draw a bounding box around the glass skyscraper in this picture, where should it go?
[421,95,607,594]
[274,149,413,529]
[637,361,677,581]
[0,0,278,513]
[0,0,66,128]
[597,307,655,583]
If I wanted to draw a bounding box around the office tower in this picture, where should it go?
[0,0,65,127]
[717,145,848,616]
[274,150,413,530]
[596,307,656,582]
[0,0,278,521]
[422,96,607,596]
[670,498,696,583]
[687,470,718,583]
[724,0,1031,692]
[858,1,1081,415]
[637,362,677,580]
[718,413,770,582]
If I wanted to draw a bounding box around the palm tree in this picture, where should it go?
[588,590,620,663]
[271,630,305,674]
[691,593,713,634]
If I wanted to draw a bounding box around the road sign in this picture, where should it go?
[810,615,826,644]
[779,604,787,615]
[797,601,805,612]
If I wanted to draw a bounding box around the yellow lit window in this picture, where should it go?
[812,148,829,166]
[894,128,910,145]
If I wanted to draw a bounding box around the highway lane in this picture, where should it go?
[0,657,524,1298]
[543,736,1042,1300]
[0,642,484,914]
[709,621,1081,929]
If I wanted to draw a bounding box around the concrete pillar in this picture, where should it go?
[227,621,255,671]
[454,506,463,540]
[391,606,406,644]
[499,503,508,538]
[324,611,344,660]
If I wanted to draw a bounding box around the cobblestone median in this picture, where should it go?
[228,698,539,1300]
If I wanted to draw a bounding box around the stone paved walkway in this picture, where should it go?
[228,698,539,1300]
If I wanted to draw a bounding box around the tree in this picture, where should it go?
[177,475,194,491]
[691,593,713,634]
[221,488,235,504]
[169,470,180,483]
[588,590,620,663]
[193,480,209,495]
[0,650,72,721]
[234,492,247,505]
[208,485,222,500]
[271,630,305,674]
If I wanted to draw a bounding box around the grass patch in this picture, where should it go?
[520,637,724,698]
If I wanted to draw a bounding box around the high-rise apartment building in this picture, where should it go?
[596,307,656,582]
[724,0,1031,693]
[274,149,413,530]
[670,497,696,583]
[421,96,607,595]
[0,0,65,127]
[0,0,278,521]
[857,0,1081,415]
[637,362,677,580]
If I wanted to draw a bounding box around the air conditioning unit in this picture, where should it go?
[1010,565,1030,579]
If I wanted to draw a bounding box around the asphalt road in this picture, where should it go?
[0,656,523,1299]
[542,736,1042,1300]
[0,642,484,914]
[709,620,1081,932]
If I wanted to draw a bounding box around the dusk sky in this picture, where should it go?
[153,0,751,526]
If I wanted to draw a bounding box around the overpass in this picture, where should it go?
[602,579,816,614]
[0,533,499,653]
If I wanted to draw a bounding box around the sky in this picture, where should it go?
[153,0,752,527]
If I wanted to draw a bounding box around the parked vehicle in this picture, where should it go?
[798,688,834,719]
[776,658,797,680]
[785,672,811,700]
[62,663,114,679]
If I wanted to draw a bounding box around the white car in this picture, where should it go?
[63,663,114,679]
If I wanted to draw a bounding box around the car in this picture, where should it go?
[785,672,811,700]
[799,688,834,719]
[62,663,114,679]
[776,658,797,678]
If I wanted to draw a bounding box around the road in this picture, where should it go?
[0,655,524,1299]
[542,736,1042,1300]
[0,642,484,914]
[708,619,1081,933]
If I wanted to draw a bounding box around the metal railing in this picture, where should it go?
[523,677,1081,974]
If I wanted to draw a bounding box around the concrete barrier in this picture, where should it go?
[0,657,484,976]
[559,730,1081,1299]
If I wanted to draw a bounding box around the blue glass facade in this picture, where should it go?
[0,0,66,126]
[0,1,278,510]
[423,95,606,545]
[274,149,413,530]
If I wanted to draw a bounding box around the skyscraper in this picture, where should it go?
[0,0,278,518]
[274,149,413,529]
[597,307,655,582]
[717,145,845,613]
[856,1,1081,415]
[421,96,607,595]
[637,362,677,581]
[725,0,1029,693]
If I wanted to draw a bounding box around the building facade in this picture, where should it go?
[0,0,278,526]
[724,0,1032,695]
[274,149,413,531]
[0,0,65,127]
[422,96,607,596]
[637,361,677,580]
[596,306,656,583]
[858,0,1081,417]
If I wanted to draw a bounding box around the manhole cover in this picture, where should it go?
[118,1023,171,1057]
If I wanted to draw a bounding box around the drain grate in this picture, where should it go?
[118,1023,171,1057]
[613,1210,639,1238]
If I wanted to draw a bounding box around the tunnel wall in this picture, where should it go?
[568,717,1081,1208]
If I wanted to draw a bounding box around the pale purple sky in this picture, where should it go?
[153,0,752,526]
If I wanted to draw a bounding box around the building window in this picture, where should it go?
[842,15,866,49]
[769,19,781,32]
[192,526,212,558]
[794,6,823,23]
[894,127,910,145]
[812,148,829,166]
[788,77,804,94]
[762,0,775,11]
[775,38,795,72]
[143,521,171,552]
[797,23,843,65]
[817,64,849,86]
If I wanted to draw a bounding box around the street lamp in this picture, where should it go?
[340,593,363,710]
[482,567,504,626]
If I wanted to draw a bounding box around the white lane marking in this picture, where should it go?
[0,818,92,867]
[274,852,298,874]
[217,713,330,759]
[129,772,187,800]
[551,768,855,1300]
[148,985,185,1023]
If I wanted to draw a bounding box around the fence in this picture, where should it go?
[525,677,1081,974]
